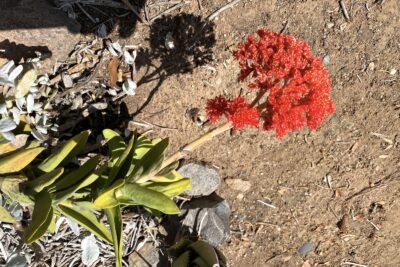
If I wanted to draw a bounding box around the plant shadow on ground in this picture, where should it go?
[132,13,216,116]
[0,0,145,38]
[52,13,216,143]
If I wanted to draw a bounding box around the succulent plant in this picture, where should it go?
[0,60,58,142]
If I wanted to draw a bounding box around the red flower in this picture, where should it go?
[207,29,334,137]
[262,58,335,137]
[206,96,259,129]
[234,29,315,91]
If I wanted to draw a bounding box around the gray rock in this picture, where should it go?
[181,194,230,247]
[178,163,220,197]
[128,243,161,267]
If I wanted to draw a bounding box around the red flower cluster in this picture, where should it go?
[206,96,259,129]
[206,29,335,137]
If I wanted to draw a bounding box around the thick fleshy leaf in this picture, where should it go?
[81,235,100,266]
[150,170,185,183]
[0,205,16,224]
[0,175,34,205]
[59,202,112,243]
[38,130,90,172]
[172,251,191,267]
[0,134,29,155]
[15,68,37,98]
[0,147,44,174]
[105,207,123,267]
[24,167,64,193]
[106,134,136,186]
[52,163,105,204]
[129,138,169,183]
[24,191,53,243]
[102,129,125,163]
[189,240,219,266]
[48,214,56,234]
[0,118,17,133]
[26,94,34,114]
[49,155,100,193]
[115,183,180,214]
[93,179,124,209]
[144,178,191,198]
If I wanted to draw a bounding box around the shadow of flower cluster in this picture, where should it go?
[148,13,216,75]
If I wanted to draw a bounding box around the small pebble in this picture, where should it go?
[298,242,314,255]
[326,22,335,28]
[389,68,397,75]
[323,55,330,66]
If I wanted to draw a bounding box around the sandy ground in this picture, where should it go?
[1,0,400,266]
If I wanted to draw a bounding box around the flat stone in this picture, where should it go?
[181,193,230,247]
[178,163,220,197]
[129,243,161,267]
[225,178,251,192]
[0,0,81,72]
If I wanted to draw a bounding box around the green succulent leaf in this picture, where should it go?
[0,147,44,174]
[148,170,186,183]
[172,251,191,267]
[0,175,33,205]
[59,201,112,244]
[37,130,90,172]
[23,167,64,193]
[189,240,219,266]
[52,164,106,204]
[129,138,169,183]
[106,133,136,186]
[93,179,125,209]
[48,214,56,234]
[115,183,180,214]
[0,205,16,224]
[105,207,123,267]
[192,256,209,267]
[49,155,100,192]
[24,191,53,244]
[144,178,191,198]
[103,129,126,163]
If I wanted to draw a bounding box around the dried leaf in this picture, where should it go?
[0,118,17,133]
[108,56,119,88]
[81,235,100,266]
[15,68,37,98]
[122,78,137,96]
[0,147,45,174]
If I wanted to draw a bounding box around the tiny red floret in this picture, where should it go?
[206,96,259,129]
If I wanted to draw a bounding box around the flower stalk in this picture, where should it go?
[160,121,232,170]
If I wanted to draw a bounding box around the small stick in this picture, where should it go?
[339,0,351,21]
[280,20,289,34]
[150,2,187,23]
[0,240,8,261]
[257,199,277,209]
[197,0,203,10]
[121,0,145,23]
[366,219,380,231]
[207,0,241,21]
[341,262,367,267]
[76,3,96,23]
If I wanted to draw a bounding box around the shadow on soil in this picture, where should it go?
[0,0,145,37]
[132,13,216,116]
